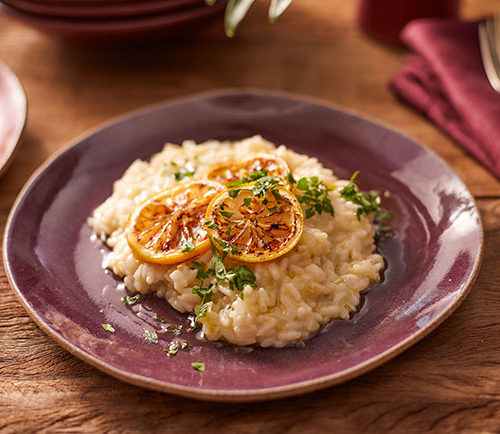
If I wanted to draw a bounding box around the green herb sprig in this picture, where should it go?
[291,175,334,218]
[190,238,256,321]
[174,162,195,181]
[339,171,380,220]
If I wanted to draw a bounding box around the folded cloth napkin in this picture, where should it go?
[389,18,500,179]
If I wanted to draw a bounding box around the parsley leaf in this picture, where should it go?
[181,236,195,253]
[295,177,334,218]
[219,210,233,218]
[191,362,205,372]
[164,341,179,357]
[155,315,166,323]
[174,162,195,181]
[227,169,269,187]
[340,171,380,220]
[144,330,159,344]
[167,325,183,335]
[122,294,143,305]
[204,220,219,229]
[101,323,115,333]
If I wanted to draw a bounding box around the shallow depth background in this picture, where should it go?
[0,0,499,432]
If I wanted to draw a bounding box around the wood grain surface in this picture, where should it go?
[1,0,499,432]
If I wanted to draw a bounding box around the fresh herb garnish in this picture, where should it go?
[219,210,233,218]
[189,238,256,322]
[174,162,195,181]
[204,220,219,229]
[167,325,183,335]
[373,210,394,243]
[340,171,380,220]
[164,341,179,357]
[227,169,269,188]
[122,294,143,305]
[181,236,195,253]
[101,323,115,333]
[295,176,334,218]
[155,315,166,323]
[191,362,205,372]
[286,172,296,185]
[144,330,159,344]
[243,197,252,207]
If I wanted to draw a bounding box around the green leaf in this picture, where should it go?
[181,236,195,253]
[167,325,183,335]
[233,265,256,291]
[269,0,293,22]
[164,341,180,357]
[225,0,256,37]
[220,210,233,218]
[192,362,206,372]
[122,294,142,305]
[101,323,115,333]
[297,177,309,191]
[144,330,159,344]
[155,316,166,323]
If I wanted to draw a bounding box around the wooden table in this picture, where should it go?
[1,1,499,432]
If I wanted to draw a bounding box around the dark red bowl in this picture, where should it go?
[0,1,225,41]
[2,0,205,19]
[3,90,483,401]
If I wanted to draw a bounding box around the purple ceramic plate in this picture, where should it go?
[2,0,205,19]
[4,90,483,401]
[0,62,26,178]
[0,1,225,41]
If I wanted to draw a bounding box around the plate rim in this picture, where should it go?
[3,89,484,402]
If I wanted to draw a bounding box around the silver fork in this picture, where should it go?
[479,13,500,93]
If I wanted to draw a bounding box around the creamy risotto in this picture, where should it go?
[89,136,384,347]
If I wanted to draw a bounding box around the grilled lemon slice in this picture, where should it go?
[205,184,304,263]
[202,153,290,186]
[126,180,224,264]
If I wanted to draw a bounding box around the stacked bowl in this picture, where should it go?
[0,0,226,41]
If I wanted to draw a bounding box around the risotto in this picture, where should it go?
[89,136,384,347]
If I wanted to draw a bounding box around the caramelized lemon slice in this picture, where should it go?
[205,184,304,263]
[202,153,290,186]
[126,180,224,264]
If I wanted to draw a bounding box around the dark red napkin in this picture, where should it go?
[390,18,500,179]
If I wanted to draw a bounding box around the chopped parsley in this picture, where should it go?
[228,169,269,187]
[219,210,233,218]
[101,323,115,333]
[164,341,179,357]
[243,197,252,207]
[373,210,395,243]
[340,171,380,220]
[286,172,296,185]
[155,315,166,323]
[122,294,143,305]
[340,172,394,242]
[191,362,205,372]
[181,236,195,253]
[174,162,195,181]
[295,176,334,218]
[204,220,219,229]
[167,325,183,335]
[144,330,159,344]
[189,238,256,322]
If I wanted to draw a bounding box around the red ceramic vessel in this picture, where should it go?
[358,0,460,44]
